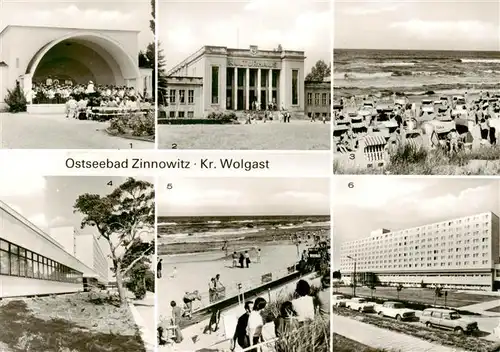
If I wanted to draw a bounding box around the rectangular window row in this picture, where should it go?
[306,92,331,106]
[0,239,82,283]
[168,111,195,118]
[169,89,195,104]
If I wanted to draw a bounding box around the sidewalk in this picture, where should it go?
[333,314,467,352]
[460,299,500,316]
[128,291,155,352]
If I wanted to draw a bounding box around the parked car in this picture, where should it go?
[375,301,416,321]
[332,294,349,307]
[419,308,478,335]
[346,297,375,313]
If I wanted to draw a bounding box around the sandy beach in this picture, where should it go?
[158,244,307,319]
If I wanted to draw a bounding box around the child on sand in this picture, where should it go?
[232,252,238,267]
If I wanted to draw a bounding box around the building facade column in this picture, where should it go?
[257,68,261,109]
[245,67,250,110]
[21,74,33,104]
[233,67,238,110]
[268,69,273,108]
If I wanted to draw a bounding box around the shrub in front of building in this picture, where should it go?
[5,82,27,113]
[108,111,155,139]
[158,112,238,125]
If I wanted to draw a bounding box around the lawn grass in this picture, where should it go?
[335,286,498,308]
[333,333,390,352]
[158,122,330,150]
[333,307,494,352]
[0,293,145,352]
[334,144,500,175]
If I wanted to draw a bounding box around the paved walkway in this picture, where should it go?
[129,291,155,352]
[0,112,153,149]
[460,299,500,316]
[333,314,467,352]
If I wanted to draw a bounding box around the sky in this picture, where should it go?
[159,0,331,73]
[0,175,155,278]
[335,0,500,51]
[157,177,330,217]
[0,0,153,49]
[332,177,500,269]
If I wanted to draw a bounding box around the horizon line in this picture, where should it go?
[157,214,331,217]
[334,47,500,53]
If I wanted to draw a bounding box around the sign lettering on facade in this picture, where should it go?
[227,59,279,69]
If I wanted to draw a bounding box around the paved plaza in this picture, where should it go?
[158,120,330,150]
[0,113,153,149]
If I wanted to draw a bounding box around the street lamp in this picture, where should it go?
[347,255,357,297]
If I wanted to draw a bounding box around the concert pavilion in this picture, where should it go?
[0,25,152,113]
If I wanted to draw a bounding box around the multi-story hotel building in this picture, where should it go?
[164,45,306,118]
[50,227,108,286]
[0,200,99,297]
[339,212,500,291]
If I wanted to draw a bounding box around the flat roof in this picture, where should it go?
[0,24,140,37]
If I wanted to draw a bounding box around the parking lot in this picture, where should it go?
[335,286,500,308]
[332,295,498,352]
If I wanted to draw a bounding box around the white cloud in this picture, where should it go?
[0,174,46,197]
[272,191,328,205]
[409,185,494,219]
[390,20,497,41]
[159,186,242,208]
[343,5,399,16]
[334,177,429,209]
[20,5,135,30]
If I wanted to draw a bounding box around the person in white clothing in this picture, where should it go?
[246,297,267,350]
[66,96,78,118]
[291,279,315,322]
[86,81,95,94]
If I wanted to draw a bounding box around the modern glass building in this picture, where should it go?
[0,200,98,297]
[339,212,500,291]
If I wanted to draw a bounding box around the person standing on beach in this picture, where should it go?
[256,248,261,263]
[209,278,216,303]
[244,251,251,268]
[215,274,225,300]
[170,266,177,279]
[239,253,245,268]
[232,252,238,268]
[157,259,162,279]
